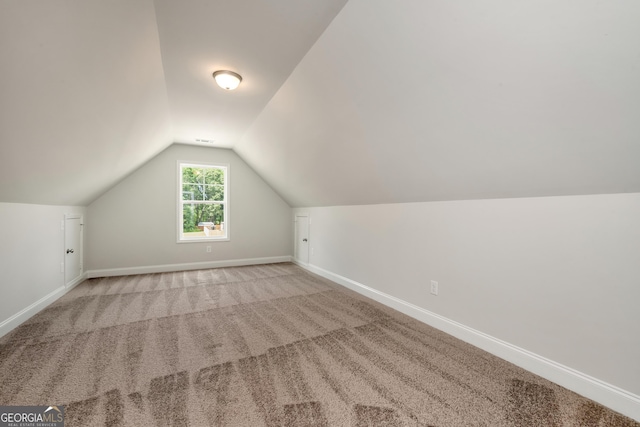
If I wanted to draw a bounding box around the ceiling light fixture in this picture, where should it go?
[212,70,242,90]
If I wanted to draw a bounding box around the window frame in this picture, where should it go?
[177,161,230,243]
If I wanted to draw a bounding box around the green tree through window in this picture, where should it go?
[179,162,228,241]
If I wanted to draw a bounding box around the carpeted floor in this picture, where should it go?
[0,263,637,426]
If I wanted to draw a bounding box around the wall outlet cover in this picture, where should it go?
[430,280,438,295]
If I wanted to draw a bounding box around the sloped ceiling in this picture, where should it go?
[1,0,639,208]
[0,0,347,206]
[153,0,348,147]
[0,0,172,206]
[236,0,640,207]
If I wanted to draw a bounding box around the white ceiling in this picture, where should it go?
[1,0,639,207]
[0,0,172,206]
[154,0,348,147]
[0,0,347,205]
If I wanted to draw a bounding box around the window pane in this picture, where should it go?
[182,184,196,201]
[204,168,224,186]
[212,203,224,226]
[204,184,224,201]
[181,203,225,229]
[181,203,225,238]
[199,203,223,224]
[183,184,206,201]
[183,203,214,232]
[182,167,202,184]
[182,203,198,233]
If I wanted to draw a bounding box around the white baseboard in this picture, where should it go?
[0,286,67,339]
[0,271,89,339]
[86,256,293,278]
[65,272,87,290]
[298,262,640,423]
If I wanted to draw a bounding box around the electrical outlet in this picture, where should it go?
[206,246,212,253]
[430,280,438,296]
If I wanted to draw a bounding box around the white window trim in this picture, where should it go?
[177,160,230,243]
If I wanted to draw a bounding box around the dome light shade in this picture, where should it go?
[212,70,242,90]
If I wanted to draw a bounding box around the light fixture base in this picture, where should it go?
[212,70,242,90]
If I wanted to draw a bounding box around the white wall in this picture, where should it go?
[294,193,640,396]
[86,144,292,273]
[0,202,85,336]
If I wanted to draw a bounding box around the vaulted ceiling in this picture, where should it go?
[0,0,347,205]
[1,0,639,207]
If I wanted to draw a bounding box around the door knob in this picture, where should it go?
[66,249,74,254]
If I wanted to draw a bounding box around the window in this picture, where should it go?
[178,162,228,242]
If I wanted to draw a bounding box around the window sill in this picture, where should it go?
[177,237,230,243]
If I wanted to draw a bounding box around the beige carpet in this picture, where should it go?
[0,263,637,426]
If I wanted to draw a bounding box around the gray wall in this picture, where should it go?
[86,144,292,272]
[294,192,640,396]
[0,202,84,335]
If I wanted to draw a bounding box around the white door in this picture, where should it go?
[64,214,83,287]
[295,215,310,264]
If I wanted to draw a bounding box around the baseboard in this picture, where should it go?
[0,286,67,339]
[65,271,87,290]
[299,262,640,422]
[86,256,293,278]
